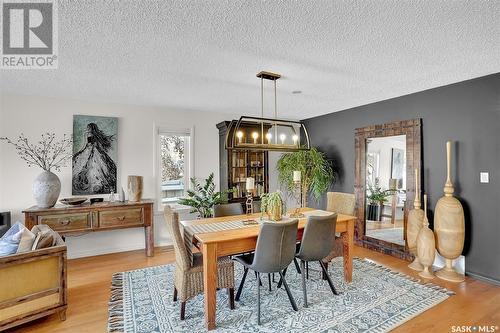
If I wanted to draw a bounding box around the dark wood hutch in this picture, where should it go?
[216,121,269,207]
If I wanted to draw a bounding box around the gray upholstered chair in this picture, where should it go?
[322,192,355,263]
[296,214,339,307]
[214,203,244,217]
[234,219,299,325]
[164,206,235,320]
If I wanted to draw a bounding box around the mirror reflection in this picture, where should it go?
[365,135,406,246]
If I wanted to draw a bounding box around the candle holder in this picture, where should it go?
[246,192,253,214]
[289,180,304,218]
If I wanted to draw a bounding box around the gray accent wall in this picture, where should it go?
[303,73,500,282]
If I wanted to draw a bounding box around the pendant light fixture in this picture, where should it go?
[225,71,311,152]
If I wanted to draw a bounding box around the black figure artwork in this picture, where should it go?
[72,122,117,194]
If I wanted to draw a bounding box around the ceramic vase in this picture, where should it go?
[407,168,424,271]
[128,176,143,202]
[33,170,61,208]
[434,141,465,282]
[417,194,435,279]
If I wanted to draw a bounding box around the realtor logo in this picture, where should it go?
[1,0,58,69]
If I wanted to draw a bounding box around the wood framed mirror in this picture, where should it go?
[354,119,422,260]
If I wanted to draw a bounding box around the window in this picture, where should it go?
[156,127,193,207]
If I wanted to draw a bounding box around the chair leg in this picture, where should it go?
[279,271,298,311]
[256,272,261,325]
[236,267,249,301]
[228,288,235,310]
[322,261,328,280]
[173,286,178,302]
[255,271,263,286]
[277,267,287,289]
[268,273,272,291]
[180,301,186,320]
[306,261,309,279]
[300,260,308,308]
[293,258,302,274]
[319,260,339,295]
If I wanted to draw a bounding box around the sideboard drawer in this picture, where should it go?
[37,213,92,232]
[99,208,143,228]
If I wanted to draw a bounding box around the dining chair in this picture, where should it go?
[295,213,339,307]
[214,203,244,217]
[164,205,235,320]
[321,192,355,278]
[233,219,299,325]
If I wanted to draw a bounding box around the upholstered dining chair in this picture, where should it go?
[214,203,244,217]
[164,205,235,320]
[322,192,355,262]
[296,213,339,307]
[233,219,299,325]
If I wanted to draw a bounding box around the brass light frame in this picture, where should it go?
[225,71,311,152]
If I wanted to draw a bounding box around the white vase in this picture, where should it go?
[33,171,61,208]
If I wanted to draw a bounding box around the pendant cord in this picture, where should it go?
[261,77,264,144]
[274,78,278,144]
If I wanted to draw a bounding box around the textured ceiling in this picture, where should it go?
[1,1,499,119]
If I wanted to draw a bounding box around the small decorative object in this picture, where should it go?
[119,187,126,202]
[72,115,118,195]
[245,177,255,214]
[90,198,104,204]
[290,171,304,218]
[177,173,229,218]
[434,141,465,282]
[60,197,87,206]
[260,191,285,221]
[127,176,143,202]
[407,169,424,271]
[1,133,72,208]
[417,194,435,279]
[276,147,334,208]
[109,191,116,203]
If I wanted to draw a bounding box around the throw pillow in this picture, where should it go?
[0,222,25,256]
[31,225,57,250]
[17,228,36,253]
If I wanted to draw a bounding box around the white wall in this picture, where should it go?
[0,94,240,258]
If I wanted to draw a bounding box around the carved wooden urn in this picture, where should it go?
[434,141,465,282]
[417,194,435,279]
[407,168,424,271]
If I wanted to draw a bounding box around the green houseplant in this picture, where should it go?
[366,180,394,221]
[178,173,228,218]
[276,147,334,207]
[260,191,285,221]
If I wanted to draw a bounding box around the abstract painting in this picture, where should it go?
[391,148,405,189]
[72,115,118,195]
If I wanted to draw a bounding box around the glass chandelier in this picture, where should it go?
[225,71,311,152]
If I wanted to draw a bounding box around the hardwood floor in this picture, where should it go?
[7,246,500,333]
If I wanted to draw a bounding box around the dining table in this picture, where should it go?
[180,207,357,331]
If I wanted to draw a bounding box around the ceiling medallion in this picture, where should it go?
[226,71,311,152]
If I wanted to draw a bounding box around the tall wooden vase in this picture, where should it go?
[417,194,435,279]
[407,168,424,271]
[128,175,143,202]
[434,141,465,282]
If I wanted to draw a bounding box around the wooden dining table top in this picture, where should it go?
[180,207,357,245]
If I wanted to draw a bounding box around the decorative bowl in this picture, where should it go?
[60,197,87,206]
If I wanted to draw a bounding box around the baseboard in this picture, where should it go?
[466,271,500,286]
[67,241,172,259]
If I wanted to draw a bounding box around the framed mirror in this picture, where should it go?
[354,119,422,260]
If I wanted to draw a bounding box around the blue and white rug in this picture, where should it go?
[108,258,453,333]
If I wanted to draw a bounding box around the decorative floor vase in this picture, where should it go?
[407,168,424,271]
[33,171,61,208]
[128,176,143,202]
[417,194,435,279]
[434,141,465,283]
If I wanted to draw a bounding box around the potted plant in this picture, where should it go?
[366,180,394,221]
[178,173,229,218]
[260,191,285,221]
[1,133,72,208]
[276,147,334,207]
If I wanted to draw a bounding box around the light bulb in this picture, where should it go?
[265,132,272,143]
[252,132,259,143]
[292,134,299,145]
[236,131,243,143]
[279,133,286,144]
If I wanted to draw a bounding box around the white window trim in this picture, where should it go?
[154,124,195,213]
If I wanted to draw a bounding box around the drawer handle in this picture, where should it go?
[116,216,126,221]
[59,219,71,226]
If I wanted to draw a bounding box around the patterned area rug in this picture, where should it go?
[366,228,405,246]
[108,258,453,333]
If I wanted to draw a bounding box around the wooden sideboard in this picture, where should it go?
[23,200,154,257]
